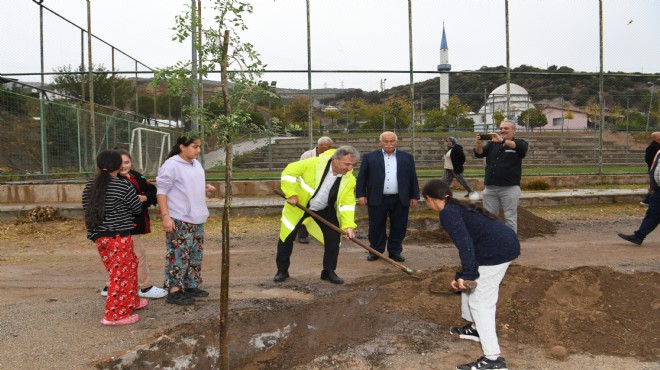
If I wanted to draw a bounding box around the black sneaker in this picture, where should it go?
[185,287,210,298]
[456,356,508,370]
[449,323,480,342]
[166,290,194,305]
[617,233,643,246]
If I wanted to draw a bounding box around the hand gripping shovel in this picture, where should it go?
[274,189,421,278]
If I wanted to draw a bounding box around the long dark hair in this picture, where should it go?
[167,134,200,158]
[422,179,497,220]
[85,150,122,229]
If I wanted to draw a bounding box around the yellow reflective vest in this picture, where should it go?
[279,150,357,243]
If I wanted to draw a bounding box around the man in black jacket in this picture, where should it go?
[474,121,529,234]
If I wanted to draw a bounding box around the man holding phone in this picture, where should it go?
[474,121,529,234]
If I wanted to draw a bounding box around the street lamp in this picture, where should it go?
[647,81,655,132]
[268,81,277,171]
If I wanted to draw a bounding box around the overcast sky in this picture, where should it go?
[2,0,659,91]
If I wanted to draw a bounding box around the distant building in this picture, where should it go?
[536,103,589,131]
[466,83,534,132]
[321,105,339,112]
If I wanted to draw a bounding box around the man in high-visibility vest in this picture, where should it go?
[274,146,360,284]
[297,136,334,243]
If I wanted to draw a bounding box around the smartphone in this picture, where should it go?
[478,134,492,140]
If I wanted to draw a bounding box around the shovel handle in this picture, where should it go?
[273,189,416,275]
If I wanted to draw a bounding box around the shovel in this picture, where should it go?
[273,189,421,278]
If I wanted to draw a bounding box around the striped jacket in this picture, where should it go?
[82,176,142,241]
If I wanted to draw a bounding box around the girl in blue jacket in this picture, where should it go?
[422,179,519,370]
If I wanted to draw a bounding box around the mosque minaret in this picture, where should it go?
[437,23,451,108]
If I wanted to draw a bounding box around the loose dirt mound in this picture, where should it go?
[96,266,659,369]
[403,207,557,244]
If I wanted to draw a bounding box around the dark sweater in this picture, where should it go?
[474,138,528,187]
[439,203,520,281]
[446,144,466,174]
[645,141,660,169]
[120,170,157,235]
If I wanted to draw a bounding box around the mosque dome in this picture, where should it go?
[490,83,530,97]
[470,82,535,131]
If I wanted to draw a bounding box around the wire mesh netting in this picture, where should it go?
[0,89,177,180]
[1,1,658,180]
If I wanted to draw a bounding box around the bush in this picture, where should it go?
[522,179,551,190]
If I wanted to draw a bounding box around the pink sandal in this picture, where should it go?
[100,314,140,326]
[136,298,149,310]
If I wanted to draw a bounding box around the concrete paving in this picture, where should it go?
[0,188,646,220]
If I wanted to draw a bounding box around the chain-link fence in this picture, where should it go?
[0,88,178,181]
[1,1,658,180]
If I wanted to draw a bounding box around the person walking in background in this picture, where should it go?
[618,149,660,246]
[273,146,359,285]
[443,136,477,199]
[641,132,660,206]
[297,136,334,244]
[83,150,146,326]
[422,179,519,370]
[474,121,528,234]
[356,131,419,263]
[157,134,216,305]
[98,149,167,299]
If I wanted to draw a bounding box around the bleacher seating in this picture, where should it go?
[232,133,645,171]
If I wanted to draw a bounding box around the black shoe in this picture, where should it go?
[185,287,209,298]
[320,270,344,284]
[366,253,379,261]
[298,237,309,244]
[273,270,289,282]
[617,233,643,246]
[166,290,195,305]
[389,254,405,262]
[456,356,508,370]
[449,323,480,342]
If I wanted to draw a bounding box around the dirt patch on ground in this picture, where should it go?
[0,203,658,369]
[404,208,558,244]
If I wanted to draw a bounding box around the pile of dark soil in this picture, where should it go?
[404,207,557,244]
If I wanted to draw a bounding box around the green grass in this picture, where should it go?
[205,166,646,180]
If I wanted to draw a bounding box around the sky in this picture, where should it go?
[1,0,659,92]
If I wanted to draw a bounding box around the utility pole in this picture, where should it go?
[381,78,387,130]
[191,0,198,131]
[647,82,655,132]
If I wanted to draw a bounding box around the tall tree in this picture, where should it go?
[344,98,368,126]
[152,1,266,368]
[134,95,155,119]
[51,64,133,108]
[286,96,311,125]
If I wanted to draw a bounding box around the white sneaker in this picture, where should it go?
[138,286,168,299]
[101,286,108,297]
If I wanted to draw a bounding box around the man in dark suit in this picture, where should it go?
[356,131,419,262]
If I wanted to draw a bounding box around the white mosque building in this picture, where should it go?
[434,25,535,132]
[466,83,535,132]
